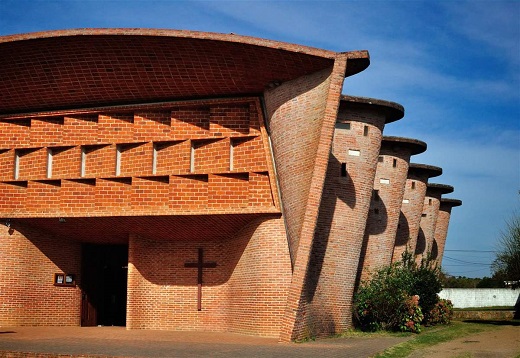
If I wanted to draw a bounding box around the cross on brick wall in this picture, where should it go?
[184,247,217,311]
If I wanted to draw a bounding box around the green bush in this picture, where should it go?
[425,298,453,325]
[353,251,449,333]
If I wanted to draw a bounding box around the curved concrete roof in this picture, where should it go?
[0,29,369,115]
[409,163,443,178]
[339,95,404,123]
[381,136,427,155]
[427,183,454,195]
[440,198,462,207]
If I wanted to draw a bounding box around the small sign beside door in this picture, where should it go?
[54,273,75,287]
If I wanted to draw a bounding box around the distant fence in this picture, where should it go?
[439,288,520,308]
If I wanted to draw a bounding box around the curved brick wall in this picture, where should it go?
[415,183,454,263]
[303,96,403,336]
[433,198,462,266]
[392,164,442,262]
[359,137,426,281]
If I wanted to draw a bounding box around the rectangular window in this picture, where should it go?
[378,156,384,163]
[14,150,20,180]
[393,158,397,168]
[229,141,234,171]
[429,198,432,205]
[336,122,350,130]
[115,145,121,176]
[380,178,390,185]
[152,143,158,175]
[190,142,195,173]
[80,147,86,177]
[363,125,369,136]
[46,148,53,178]
[340,163,347,177]
[402,199,410,204]
[348,149,360,157]
[422,213,427,217]
[411,181,416,189]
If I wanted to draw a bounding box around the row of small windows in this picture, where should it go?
[13,142,240,180]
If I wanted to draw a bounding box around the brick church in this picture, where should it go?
[0,29,461,341]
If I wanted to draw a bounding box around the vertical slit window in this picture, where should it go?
[46,148,53,178]
[115,145,121,176]
[229,141,234,171]
[411,181,416,189]
[14,150,20,180]
[340,163,347,177]
[393,158,397,168]
[152,143,158,175]
[190,142,195,173]
[363,125,369,136]
[80,147,86,177]
[429,198,432,205]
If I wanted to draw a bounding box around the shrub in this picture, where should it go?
[399,295,424,333]
[353,251,446,332]
[425,298,453,325]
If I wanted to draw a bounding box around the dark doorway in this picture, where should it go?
[81,244,128,327]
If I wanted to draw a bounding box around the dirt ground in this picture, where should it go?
[409,324,520,358]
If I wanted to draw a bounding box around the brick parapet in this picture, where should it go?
[393,163,442,262]
[434,198,462,266]
[359,137,426,281]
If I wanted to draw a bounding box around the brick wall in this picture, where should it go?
[415,184,453,263]
[359,138,424,282]
[126,215,291,337]
[434,199,461,266]
[0,224,81,326]
[392,164,441,262]
[0,98,276,218]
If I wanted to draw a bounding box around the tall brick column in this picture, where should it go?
[358,136,426,282]
[392,163,442,263]
[433,198,462,266]
[415,183,454,263]
[305,95,403,336]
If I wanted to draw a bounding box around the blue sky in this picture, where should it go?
[1,0,518,278]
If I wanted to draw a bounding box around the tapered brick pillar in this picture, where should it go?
[415,183,454,263]
[433,198,462,266]
[304,95,403,336]
[392,163,442,263]
[358,136,426,282]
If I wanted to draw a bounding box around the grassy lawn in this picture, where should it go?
[372,321,507,358]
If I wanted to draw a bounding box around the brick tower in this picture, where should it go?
[433,198,462,265]
[392,163,442,263]
[415,183,454,263]
[358,136,426,282]
[305,95,403,336]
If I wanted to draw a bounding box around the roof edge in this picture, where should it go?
[340,95,404,123]
[409,163,443,178]
[427,183,455,194]
[441,198,463,207]
[382,136,427,155]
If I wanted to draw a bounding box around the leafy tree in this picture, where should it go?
[492,210,520,284]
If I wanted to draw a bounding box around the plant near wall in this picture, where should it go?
[354,251,449,332]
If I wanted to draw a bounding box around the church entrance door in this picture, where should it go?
[81,244,128,327]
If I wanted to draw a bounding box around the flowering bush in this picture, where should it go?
[399,295,424,333]
[424,298,453,325]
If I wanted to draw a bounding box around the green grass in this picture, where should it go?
[372,321,501,358]
[454,306,515,311]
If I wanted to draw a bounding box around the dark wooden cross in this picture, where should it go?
[184,248,217,311]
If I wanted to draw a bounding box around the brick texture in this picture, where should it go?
[358,137,426,282]
[392,164,442,263]
[433,199,462,266]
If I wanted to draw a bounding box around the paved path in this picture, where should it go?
[0,326,411,358]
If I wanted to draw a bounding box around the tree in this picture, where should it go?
[492,210,520,284]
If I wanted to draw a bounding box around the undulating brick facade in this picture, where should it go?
[358,137,426,281]
[0,29,461,342]
[392,164,442,262]
[415,183,454,263]
[433,198,462,266]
